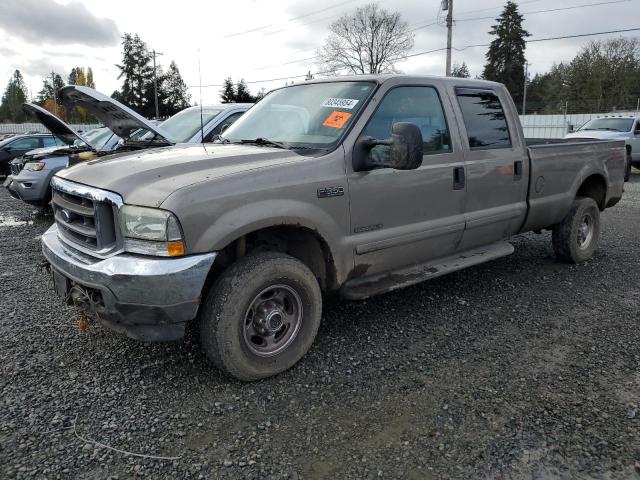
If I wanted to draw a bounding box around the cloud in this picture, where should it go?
[0,0,120,47]
[0,46,16,56]
[17,58,68,77]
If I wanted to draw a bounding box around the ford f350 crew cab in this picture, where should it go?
[41,75,625,381]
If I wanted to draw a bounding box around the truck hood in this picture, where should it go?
[564,130,629,140]
[56,143,303,207]
[58,85,175,144]
[23,103,94,147]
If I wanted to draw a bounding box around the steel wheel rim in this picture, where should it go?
[577,213,594,249]
[243,284,303,357]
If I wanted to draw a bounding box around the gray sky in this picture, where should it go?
[0,0,638,105]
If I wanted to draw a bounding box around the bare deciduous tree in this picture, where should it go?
[317,4,414,75]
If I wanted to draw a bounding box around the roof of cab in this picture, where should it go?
[298,74,504,89]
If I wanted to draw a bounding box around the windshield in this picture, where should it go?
[579,118,634,132]
[84,127,117,150]
[158,108,222,143]
[222,81,376,148]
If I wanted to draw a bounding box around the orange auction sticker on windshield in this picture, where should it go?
[323,111,352,128]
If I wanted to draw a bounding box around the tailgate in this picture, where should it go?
[521,139,625,232]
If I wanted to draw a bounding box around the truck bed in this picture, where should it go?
[520,139,626,233]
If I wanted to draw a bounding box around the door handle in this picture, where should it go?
[514,160,523,180]
[453,166,465,190]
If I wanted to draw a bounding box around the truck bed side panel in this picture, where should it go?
[521,140,625,232]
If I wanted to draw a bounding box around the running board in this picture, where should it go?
[340,241,514,300]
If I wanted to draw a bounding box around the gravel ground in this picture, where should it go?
[1,178,639,480]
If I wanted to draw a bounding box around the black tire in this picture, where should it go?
[552,197,600,263]
[625,151,632,182]
[199,252,322,381]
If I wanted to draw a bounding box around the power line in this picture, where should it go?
[190,26,640,90]
[247,0,634,72]
[223,0,360,38]
[455,0,632,22]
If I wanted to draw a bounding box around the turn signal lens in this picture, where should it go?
[167,241,185,257]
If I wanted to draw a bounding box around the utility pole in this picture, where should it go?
[152,49,164,119]
[522,62,530,115]
[444,0,454,76]
[51,72,57,117]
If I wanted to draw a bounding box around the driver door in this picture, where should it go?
[346,84,466,277]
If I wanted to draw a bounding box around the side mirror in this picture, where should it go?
[354,122,423,172]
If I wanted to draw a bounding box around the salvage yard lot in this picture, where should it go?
[0,181,639,479]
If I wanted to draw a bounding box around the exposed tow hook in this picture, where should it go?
[78,314,91,332]
[68,285,99,333]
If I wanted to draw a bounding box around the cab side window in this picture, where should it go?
[362,86,452,156]
[205,112,245,141]
[455,88,512,149]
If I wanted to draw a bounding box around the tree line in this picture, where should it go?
[3,3,640,122]
[0,33,193,124]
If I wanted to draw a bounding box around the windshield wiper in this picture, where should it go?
[238,137,289,149]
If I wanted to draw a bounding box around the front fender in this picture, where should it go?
[193,199,351,285]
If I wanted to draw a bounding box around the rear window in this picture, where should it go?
[456,89,511,149]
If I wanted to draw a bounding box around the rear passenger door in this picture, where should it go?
[453,88,528,250]
[347,84,466,277]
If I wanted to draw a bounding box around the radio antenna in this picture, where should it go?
[198,49,204,144]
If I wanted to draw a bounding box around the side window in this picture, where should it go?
[42,136,59,147]
[455,88,511,149]
[205,112,246,141]
[362,86,451,156]
[9,137,40,150]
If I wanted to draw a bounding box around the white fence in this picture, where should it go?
[519,111,638,139]
[0,122,100,135]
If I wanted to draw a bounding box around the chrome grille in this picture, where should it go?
[50,177,122,257]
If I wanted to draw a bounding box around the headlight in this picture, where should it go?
[23,162,45,171]
[119,205,185,257]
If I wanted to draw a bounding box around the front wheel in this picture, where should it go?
[199,252,322,381]
[552,197,600,263]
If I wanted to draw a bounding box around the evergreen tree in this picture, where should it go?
[86,67,95,88]
[451,62,470,78]
[220,77,236,103]
[36,73,65,108]
[235,79,255,102]
[0,70,29,122]
[162,61,191,115]
[482,1,530,108]
[116,33,154,115]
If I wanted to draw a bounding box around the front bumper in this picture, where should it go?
[5,169,51,204]
[42,224,216,341]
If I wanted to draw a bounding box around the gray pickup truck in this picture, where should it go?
[41,75,625,381]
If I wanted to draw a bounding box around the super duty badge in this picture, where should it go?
[317,186,345,198]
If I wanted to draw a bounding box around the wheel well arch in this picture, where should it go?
[204,225,338,294]
[576,174,607,210]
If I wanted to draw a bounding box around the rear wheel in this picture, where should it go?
[552,197,600,263]
[199,252,322,381]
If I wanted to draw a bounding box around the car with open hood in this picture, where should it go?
[5,85,252,207]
